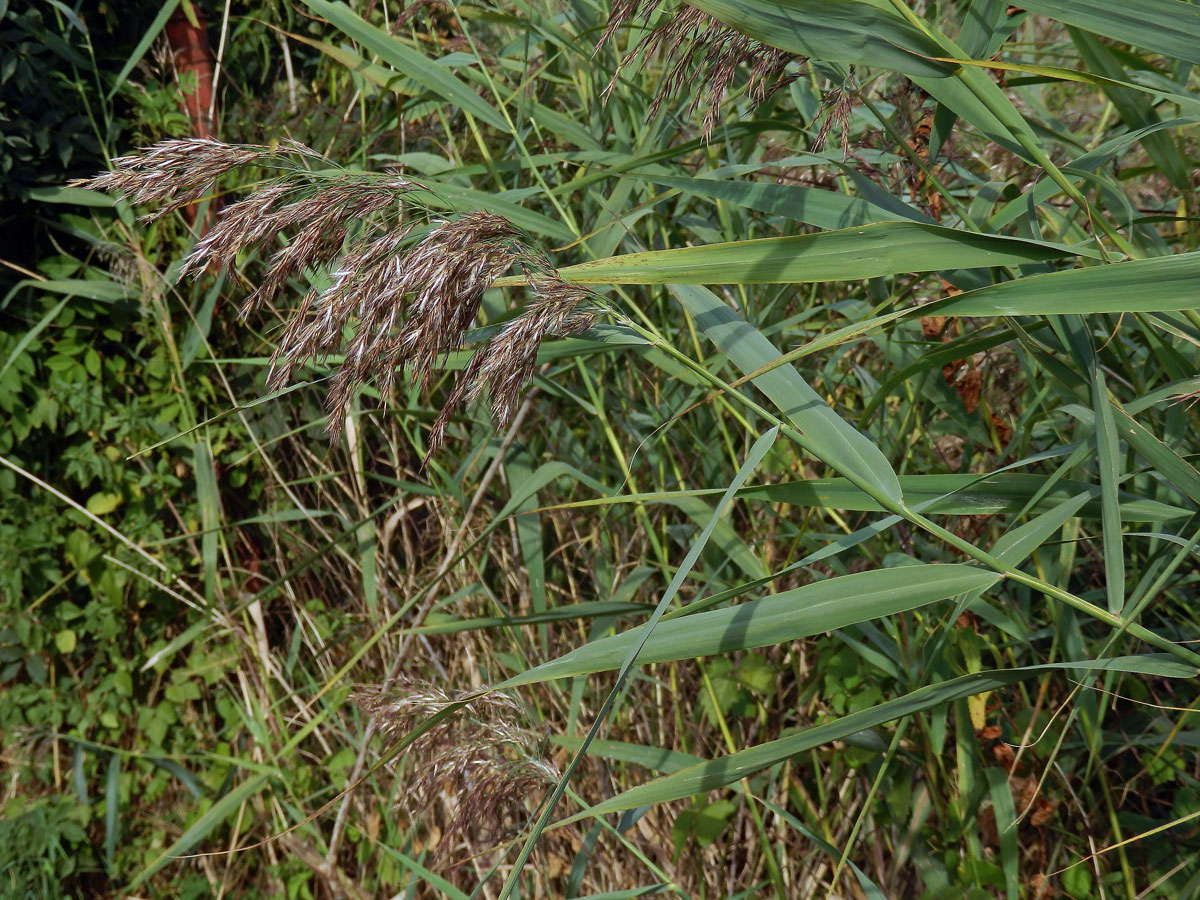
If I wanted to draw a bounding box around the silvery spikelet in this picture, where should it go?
[429,278,596,454]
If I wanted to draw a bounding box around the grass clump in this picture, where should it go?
[4,0,1200,898]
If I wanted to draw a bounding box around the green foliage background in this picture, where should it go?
[2,0,1200,898]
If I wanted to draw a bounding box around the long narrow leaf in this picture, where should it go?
[126,774,269,889]
[669,284,903,502]
[687,0,956,78]
[299,0,510,132]
[938,252,1200,316]
[498,565,998,687]
[556,656,1197,823]
[537,222,1098,286]
[1018,0,1200,66]
[1091,367,1125,613]
[541,473,1188,521]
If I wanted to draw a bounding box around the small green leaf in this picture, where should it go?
[693,800,737,846]
[86,492,122,516]
[55,629,77,654]
[1061,862,1094,898]
[84,348,101,378]
[737,654,777,694]
[25,654,47,686]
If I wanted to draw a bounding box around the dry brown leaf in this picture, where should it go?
[957,368,983,413]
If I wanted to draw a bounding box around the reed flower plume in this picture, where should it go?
[429,278,596,452]
[811,67,858,159]
[600,1,799,139]
[353,682,558,855]
[77,139,598,449]
[72,137,315,221]
[234,173,422,315]
[319,211,533,426]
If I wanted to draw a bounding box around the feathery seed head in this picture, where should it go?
[600,1,798,140]
[322,211,533,439]
[353,682,558,855]
[74,138,278,221]
[812,68,858,159]
[77,140,596,452]
[237,174,419,318]
[427,278,596,455]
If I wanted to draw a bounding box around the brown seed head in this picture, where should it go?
[324,212,531,438]
[600,1,798,140]
[267,226,418,391]
[73,138,293,221]
[427,277,595,455]
[812,69,858,159]
[236,174,420,318]
[76,140,592,453]
[353,682,558,856]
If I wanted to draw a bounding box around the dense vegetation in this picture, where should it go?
[3,0,1199,898]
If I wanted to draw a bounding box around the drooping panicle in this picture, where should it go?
[599,1,799,140]
[76,139,598,451]
[71,138,325,222]
[428,276,596,455]
[353,682,558,854]
[72,138,271,220]
[176,180,298,278]
[324,212,533,438]
[237,173,420,318]
[267,226,418,391]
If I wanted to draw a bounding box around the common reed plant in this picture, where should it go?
[12,0,1200,898]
